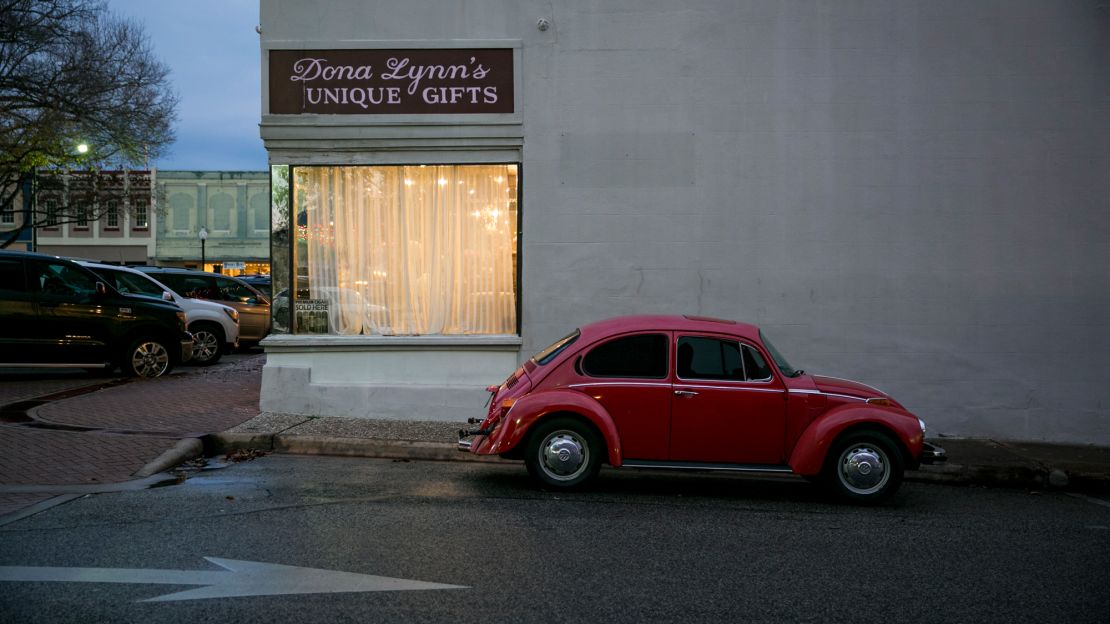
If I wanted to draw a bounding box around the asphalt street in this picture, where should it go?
[1,455,1108,623]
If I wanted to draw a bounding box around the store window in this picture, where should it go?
[292,164,519,336]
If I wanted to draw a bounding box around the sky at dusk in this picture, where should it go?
[107,1,267,171]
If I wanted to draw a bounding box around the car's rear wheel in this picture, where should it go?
[822,430,904,504]
[122,337,173,378]
[524,417,602,489]
[189,322,224,365]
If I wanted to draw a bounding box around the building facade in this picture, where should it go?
[34,170,155,263]
[154,170,270,275]
[258,0,1110,444]
[0,178,34,251]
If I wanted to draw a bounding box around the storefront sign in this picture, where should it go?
[269,49,514,115]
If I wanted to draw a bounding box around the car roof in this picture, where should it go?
[76,260,147,274]
[577,315,762,343]
[0,250,73,262]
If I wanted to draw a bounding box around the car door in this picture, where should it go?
[0,257,37,363]
[669,334,787,465]
[28,260,114,364]
[572,332,672,461]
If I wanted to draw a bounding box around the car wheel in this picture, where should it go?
[822,430,904,504]
[122,337,173,378]
[524,417,603,489]
[189,323,224,365]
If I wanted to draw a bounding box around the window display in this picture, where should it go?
[292,164,518,335]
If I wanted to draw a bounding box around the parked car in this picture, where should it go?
[134,267,271,346]
[77,261,240,365]
[237,274,271,299]
[0,251,192,378]
[458,315,946,503]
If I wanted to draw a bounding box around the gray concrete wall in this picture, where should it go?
[262,0,1110,444]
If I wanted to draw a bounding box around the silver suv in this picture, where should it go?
[134,267,271,346]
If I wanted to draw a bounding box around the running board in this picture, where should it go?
[621,460,793,474]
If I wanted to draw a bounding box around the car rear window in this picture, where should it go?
[532,329,580,365]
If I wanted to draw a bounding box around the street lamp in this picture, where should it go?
[198,226,208,270]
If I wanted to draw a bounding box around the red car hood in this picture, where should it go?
[811,375,886,400]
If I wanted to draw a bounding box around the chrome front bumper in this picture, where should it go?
[921,442,947,464]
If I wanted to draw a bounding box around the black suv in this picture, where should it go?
[0,251,193,377]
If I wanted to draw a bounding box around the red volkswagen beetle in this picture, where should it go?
[459,315,945,503]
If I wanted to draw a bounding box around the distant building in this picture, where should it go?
[153,171,270,276]
[34,170,155,263]
[0,178,34,251]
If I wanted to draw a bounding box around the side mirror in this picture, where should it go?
[95,282,108,297]
[162,291,174,302]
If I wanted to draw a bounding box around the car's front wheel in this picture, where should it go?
[122,337,173,378]
[189,322,224,365]
[524,417,603,490]
[822,430,904,504]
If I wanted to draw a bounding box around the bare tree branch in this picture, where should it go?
[0,0,177,246]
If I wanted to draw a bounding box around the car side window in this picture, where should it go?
[31,262,97,302]
[112,271,163,298]
[0,259,28,295]
[582,334,668,379]
[677,336,774,382]
[216,277,256,304]
[177,276,218,300]
[742,344,772,381]
[677,336,744,381]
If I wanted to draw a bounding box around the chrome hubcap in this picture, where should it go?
[838,445,889,495]
[192,331,218,361]
[132,342,169,378]
[540,431,588,481]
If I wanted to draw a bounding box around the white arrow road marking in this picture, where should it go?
[0,557,468,602]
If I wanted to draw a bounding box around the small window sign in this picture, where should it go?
[295,299,329,334]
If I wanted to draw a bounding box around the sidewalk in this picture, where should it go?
[213,412,1110,494]
[3,352,1109,527]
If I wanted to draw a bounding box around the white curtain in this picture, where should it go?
[295,165,518,335]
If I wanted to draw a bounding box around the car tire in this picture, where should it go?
[121,337,173,378]
[524,417,603,490]
[189,322,224,366]
[821,430,904,504]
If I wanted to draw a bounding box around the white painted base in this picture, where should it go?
[260,334,521,422]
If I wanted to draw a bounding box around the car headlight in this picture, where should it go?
[223,307,239,322]
[918,418,927,434]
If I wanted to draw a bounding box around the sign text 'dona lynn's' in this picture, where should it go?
[269,49,514,115]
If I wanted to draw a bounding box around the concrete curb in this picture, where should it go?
[209,432,502,463]
[206,433,1108,493]
[133,438,203,478]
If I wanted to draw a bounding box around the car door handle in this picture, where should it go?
[674,390,698,398]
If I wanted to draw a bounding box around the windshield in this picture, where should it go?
[759,329,800,377]
[532,329,580,365]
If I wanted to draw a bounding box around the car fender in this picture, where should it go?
[486,389,624,467]
[788,404,924,476]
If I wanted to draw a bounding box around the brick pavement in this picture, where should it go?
[0,353,264,520]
